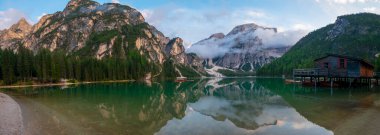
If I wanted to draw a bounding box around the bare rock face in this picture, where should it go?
[0,0,205,75]
[0,18,32,49]
[166,38,185,56]
[227,23,277,36]
[23,0,147,51]
[186,53,204,70]
[189,23,288,71]
[165,37,207,74]
[214,48,288,70]
[209,33,225,39]
[327,17,350,40]
[9,0,173,64]
[165,37,189,65]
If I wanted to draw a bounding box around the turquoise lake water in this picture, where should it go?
[2,78,380,135]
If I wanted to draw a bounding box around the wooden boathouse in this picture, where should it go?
[293,54,378,87]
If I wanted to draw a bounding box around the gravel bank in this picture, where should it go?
[0,93,23,135]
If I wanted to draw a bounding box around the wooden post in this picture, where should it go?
[314,77,317,88]
[349,78,352,88]
[369,78,371,87]
[330,79,334,96]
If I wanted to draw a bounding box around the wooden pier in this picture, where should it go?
[292,54,378,88]
[293,68,380,87]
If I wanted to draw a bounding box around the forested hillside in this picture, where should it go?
[0,46,160,85]
[0,0,205,85]
[258,13,380,76]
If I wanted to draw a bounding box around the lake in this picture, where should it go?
[1,78,380,135]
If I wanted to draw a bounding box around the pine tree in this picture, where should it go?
[17,46,34,82]
[51,50,66,82]
[0,49,3,81]
[35,49,53,82]
[1,49,16,85]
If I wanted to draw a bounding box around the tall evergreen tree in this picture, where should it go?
[1,49,16,85]
[17,46,34,82]
[35,49,53,82]
[0,49,3,81]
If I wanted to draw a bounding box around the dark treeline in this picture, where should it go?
[0,46,157,85]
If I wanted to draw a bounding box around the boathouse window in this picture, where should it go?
[324,62,329,69]
[339,58,345,68]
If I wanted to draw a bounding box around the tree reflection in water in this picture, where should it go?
[156,78,333,135]
[2,78,338,135]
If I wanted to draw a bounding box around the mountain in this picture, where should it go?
[188,23,290,73]
[0,18,32,50]
[22,0,171,63]
[0,0,206,82]
[258,13,380,76]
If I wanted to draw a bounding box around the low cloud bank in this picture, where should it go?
[187,28,308,58]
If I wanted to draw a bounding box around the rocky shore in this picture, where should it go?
[0,93,23,135]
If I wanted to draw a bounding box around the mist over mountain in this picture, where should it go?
[187,23,304,71]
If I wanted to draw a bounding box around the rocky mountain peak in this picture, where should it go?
[20,0,148,53]
[189,23,288,72]
[0,18,32,49]
[227,23,277,36]
[165,37,185,56]
[165,37,191,65]
[9,18,31,32]
[0,0,206,78]
[65,0,99,10]
[209,33,225,39]
[63,0,100,16]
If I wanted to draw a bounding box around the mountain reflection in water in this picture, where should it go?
[156,78,332,135]
[3,78,378,135]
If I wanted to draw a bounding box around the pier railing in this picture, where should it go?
[374,72,380,77]
[293,68,358,77]
[293,68,330,77]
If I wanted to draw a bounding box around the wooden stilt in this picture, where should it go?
[314,77,317,88]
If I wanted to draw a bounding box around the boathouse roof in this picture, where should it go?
[314,54,374,68]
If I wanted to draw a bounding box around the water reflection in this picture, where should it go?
[156,79,332,135]
[2,78,379,135]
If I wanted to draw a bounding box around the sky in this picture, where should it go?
[1,0,380,46]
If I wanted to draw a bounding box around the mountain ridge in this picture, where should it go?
[0,18,32,50]
[0,0,207,82]
[188,23,289,72]
[258,13,380,76]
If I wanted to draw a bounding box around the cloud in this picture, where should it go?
[322,0,380,4]
[139,1,379,59]
[111,0,120,4]
[314,0,380,24]
[255,29,309,48]
[186,25,309,58]
[292,24,314,31]
[141,5,313,58]
[363,7,377,12]
[0,8,27,30]
[363,7,380,13]
[141,6,269,44]
[186,36,233,58]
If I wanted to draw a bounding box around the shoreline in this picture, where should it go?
[0,92,23,135]
[0,77,274,89]
[0,80,135,89]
